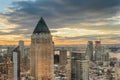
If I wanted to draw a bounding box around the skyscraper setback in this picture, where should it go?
[30,17,54,80]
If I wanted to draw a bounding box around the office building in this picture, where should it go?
[71,51,89,80]
[13,46,20,80]
[59,48,67,66]
[86,41,93,61]
[30,17,54,80]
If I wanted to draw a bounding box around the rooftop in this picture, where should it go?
[33,17,50,34]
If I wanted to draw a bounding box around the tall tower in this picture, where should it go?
[59,48,67,66]
[19,40,24,59]
[71,51,89,80]
[86,41,93,61]
[30,17,54,80]
[94,41,102,61]
[13,46,20,80]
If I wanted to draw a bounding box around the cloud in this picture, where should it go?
[53,34,120,42]
[2,0,120,28]
[0,0,120,44]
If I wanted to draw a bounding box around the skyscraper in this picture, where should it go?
[71,51,89,80]
[59,48,67,66]
[30,17,54,80]
[94,41,102,61]
[18,40,25,72]
[19,40,24,61]
[13,46,20,80]
[94,41,109,66]
[86,41,93,61]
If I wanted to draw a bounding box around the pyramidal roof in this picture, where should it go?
[33,17,50,34]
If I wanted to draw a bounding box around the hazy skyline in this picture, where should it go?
[0,0,120,45]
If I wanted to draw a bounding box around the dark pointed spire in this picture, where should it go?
[33,17,50,34]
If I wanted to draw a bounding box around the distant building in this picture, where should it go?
[19,40,25,62]
[23,48,30,71]
[66,51,71,80]
[0,57,14,80]
[54,50,60,64]
[54,54,59,64]
[59,48,67,66]
[0,55,3,63]
[94,41,109,65]
[86,41,93,61]
[30,17,54,80]
[94,41,102,61]
[95,41,101,47]
[13,46,20,80]
[110,57,117,67]
[7,47,15,60]
[71,51,89,80]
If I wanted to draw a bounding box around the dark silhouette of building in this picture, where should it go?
[54,54,59,64]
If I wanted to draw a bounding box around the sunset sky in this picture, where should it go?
[0,0,120,45]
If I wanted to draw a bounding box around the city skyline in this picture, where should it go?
[0,0,120,45]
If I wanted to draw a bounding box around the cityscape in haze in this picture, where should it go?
[0,0,120,80]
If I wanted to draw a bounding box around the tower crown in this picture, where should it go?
[33,17,50,34]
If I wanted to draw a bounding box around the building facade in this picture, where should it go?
[30,17,54,80]
[13,46,20,80]
[0,57,14,80]
[86,41,93,61]
[71,51,89,80]
[94,41,110,65]
[59,49,67,66]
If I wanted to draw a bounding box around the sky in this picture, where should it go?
[0,0,120,45]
